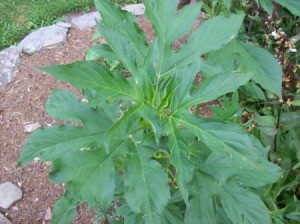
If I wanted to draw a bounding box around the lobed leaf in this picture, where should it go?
[185,173,273,224]
[172,113,282,187]
[52,194,77,224]
[124,139,170,223]
[19,90,113,166]
[162,14,244,76]
[39,61,141,103]
[166,120,194,205]
[208,41,283,97]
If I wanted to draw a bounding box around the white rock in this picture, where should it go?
[0,212,12,224]
[56,22,72,29]
[18,25,68,55]
[24,122,41,133]
[44,207,52,221]
[0,182,23,209]
[70,4,145,30]
[0,46,20,89]
[122,3,145,16]
[71,12,101,30]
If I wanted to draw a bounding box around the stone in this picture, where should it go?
[44,207,52,221]
[71,11,101,30]
[18,25,68,55]
[122,3,145,16]
[0,182,23,209]
[24,122,41,133]
[56,22,72,29]
[0,212,12,224]
[70,4,146,30]
[0,46,20,89]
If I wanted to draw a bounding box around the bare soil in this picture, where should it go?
[0,15,212,224]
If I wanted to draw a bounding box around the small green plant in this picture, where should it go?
[19,0,284,223]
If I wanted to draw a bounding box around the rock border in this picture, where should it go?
[0,3,145,89]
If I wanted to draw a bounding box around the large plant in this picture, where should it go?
[19,0,283,223]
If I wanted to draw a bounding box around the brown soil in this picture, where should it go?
[0,15,212,224]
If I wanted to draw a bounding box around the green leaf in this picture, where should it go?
[118,204,144,224]
[104,103,142,151]
[291,100,300,106]
[19,90,112,166]
[239,82,266,101]
[97,24,153,97]
[94,0,147,61]
[173,113,282,187]
[46,90,107,126]
[223,0,232,9]
[142,0,201,75]
[166,120,194,205]
[210,92,243,122]
[162,204,184,224]
[259,0,274,14]
[124,139,170,223]
[281,110,300,130]
[162,14,244,76]
[210,41,282,97]
[175,71,252,113]
[140,104,162,143]
[274,0,300,16]
[49,146,121,207]
[86,43,119,61]
[185,173,272,224]
[39,61,141,102]
[184,179,216,224]
[172,56,201,110]
[52,194,77,224]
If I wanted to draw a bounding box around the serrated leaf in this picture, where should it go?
[163,14,244,75]
[186,172,272,224]
[210,41,282,97]
[162,204,184,224]
[172,56,201,110]
[104,103,142,151]
[97,23,154,97]
[124,139,170,223]
[184,181,216,224]
[142,0,201,75]
[19,90,113,166]
[86,43,119,61]
[51,194,77,224]
[39,61,141,103]
[49,146,121,207]
[94,0,147,61]
[239,82,266,101]
[46,90,105,126]
[259,0,274,14]
[172,113,282,187]
[166,120,194,205]
[118,204,144,224]
[274,0,300,16]
[175,71,252,113]
[140,104,162,143]
[238,41,282,97]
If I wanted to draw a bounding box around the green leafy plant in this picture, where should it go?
[199,1,299,222]
[19,0,283,223]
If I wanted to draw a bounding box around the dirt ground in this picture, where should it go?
[0,15,211,223]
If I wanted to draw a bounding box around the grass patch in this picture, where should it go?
[0,0,138,51]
